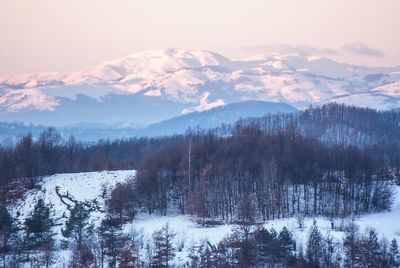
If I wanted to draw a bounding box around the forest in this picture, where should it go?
[2,196,400,267]
[131,123,395,221]
[1,103,400,267]
[1,103,400,190]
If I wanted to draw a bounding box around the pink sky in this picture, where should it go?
[1,0,399,75]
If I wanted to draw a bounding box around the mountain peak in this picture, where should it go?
[100,48,232,73]
[0,49,400,126]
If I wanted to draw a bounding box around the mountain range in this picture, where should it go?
[0,48,399,126]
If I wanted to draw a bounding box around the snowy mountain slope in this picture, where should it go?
[11,170,134,238]
[1,48,400,125]
[9,170,400,267]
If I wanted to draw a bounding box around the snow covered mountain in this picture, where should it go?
[1,48,400,125]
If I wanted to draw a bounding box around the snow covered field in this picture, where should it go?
[11,170,400,266]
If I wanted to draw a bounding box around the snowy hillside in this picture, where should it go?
[1,48,400,125]
[12,170,134,235]
[9,170,400,266]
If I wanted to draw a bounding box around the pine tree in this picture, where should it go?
[24,198,54,248]
[306,225,323,268]
[151,223,176,268]
[255,227,280,264]
[394,169,400,186]
[0,205,13,268]
[359,228,382,268]
[268,228,280,262]
[343,222,360,268]
[390,239,400,268]
[99,215,127,268]
[322,235,338,268]
[381,238,391,268]
[62,202,94,266]
[255,227,271,262]
[62,202,92,246]
[278,226,296,259]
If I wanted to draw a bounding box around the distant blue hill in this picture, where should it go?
[0,101,296,142]
[138,100,297,136]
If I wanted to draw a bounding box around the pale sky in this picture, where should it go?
[1,0,399,75]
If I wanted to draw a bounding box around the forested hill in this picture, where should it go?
[224,103,400,146]
[1,103,400,191]
[1,102,399,145]
[1,103,400,267]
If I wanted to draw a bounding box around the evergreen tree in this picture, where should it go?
[394,169,400,186]
[306,225,323,268]
[381,238,391,268]
[343,222,360,268]
[278,226,296,259]
[389,239,399,268]
[62,202,94,266]
[255,227,280,264]
[322,235,338,268]
[99,215,128,268]
[151,223,176,268]
[62,202,92,247]
[359,228,382,268]
[0,205,13,268]
[24,198,54,248]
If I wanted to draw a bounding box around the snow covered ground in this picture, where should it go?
[12,170,134,237]
[11,170,400,266]
[129,184,400,266]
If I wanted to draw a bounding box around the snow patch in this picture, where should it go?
[144,89,162,97]
[12,170,135,240]
[182,92,225,114]
[0,88,59,111]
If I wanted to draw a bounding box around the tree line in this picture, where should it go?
[0,129,177,203]
[1,198,400,267]
[221,103,400,147]
[2,103,400,194]
[128,123,396,223]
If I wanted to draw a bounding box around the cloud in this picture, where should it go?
[341,42,384,57]
[236,43,336,57]
[221,42,389,67]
